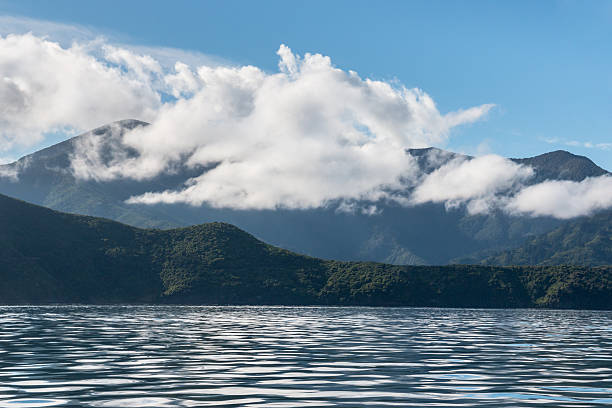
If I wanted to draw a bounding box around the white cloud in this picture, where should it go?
[506,175,612,219]
[0,156,16,166]
[542,136,612,151]
[0,21,496,210]
[0,15,226,70]
[125,45,230,72]
[0,15,96,45]
[408,150,612,218]
[407,152,612,218]
[565,140,612,151]
[164,62,200,98]
[69,121,141,181]
[1,26,609,219]
[0,33,160,151]
[103,44,163,85]
[410,155,534,214]
[2,27,610,219]
[66,43,492,210]
[0,156,31,180]
[123,48,491,209]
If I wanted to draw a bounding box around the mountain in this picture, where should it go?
[0,120,609,265]
[475,210,612,266]
[1,193,611,309]
[513,150,609,182]
[0,120,194,229]
[410,146,609,182]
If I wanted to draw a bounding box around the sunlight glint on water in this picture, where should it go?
[1,306,611,407]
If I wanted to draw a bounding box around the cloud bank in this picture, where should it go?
[63,40,493,210]
[0,33,160,150]
[2,32,611,219]
[506,176,612,219]
[410,152,612,219]
[410,155,534,214]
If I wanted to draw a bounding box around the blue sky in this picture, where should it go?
[0,0,611,170]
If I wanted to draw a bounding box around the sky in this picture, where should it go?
[0,0,610,218]
[0,0,610,169]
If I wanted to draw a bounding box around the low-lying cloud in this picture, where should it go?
[61,40,493,210]
[410,155,534,214]
[506,175,612,219]
[2,32,611,219]
[407,150,612,218]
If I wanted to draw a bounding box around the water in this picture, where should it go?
[1,306,611,407]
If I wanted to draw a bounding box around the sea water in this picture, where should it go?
[1,306,611,407]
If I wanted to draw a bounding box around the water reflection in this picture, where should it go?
[0,306,611,407]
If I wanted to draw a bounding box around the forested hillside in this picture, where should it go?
[1,193,610,309]
[479,210,612,266]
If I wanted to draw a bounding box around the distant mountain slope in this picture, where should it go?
[0,120,608,265]
[0,120,186,229]
[1,193,611,309]
[478,210,612,266]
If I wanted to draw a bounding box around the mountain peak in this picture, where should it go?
[539,149,576,156]
[405,146,608,183]
[513,149,608,182]
[406,147,444,156]
[86,119,149,138]
[406,147,468,173]
[3,119,150,167]
[113,119,150,128]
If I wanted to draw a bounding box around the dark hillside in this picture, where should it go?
[0,193,611,309]
[478,210,612,266]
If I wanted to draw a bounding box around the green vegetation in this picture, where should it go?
[1,193,611,309]
[480,210,612,266]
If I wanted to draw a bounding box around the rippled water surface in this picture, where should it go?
[1,306,612,407]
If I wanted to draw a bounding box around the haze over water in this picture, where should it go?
[1,306,611,407]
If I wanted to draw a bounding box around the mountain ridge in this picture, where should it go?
[0,120,609,265]
[513,150,609,182]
